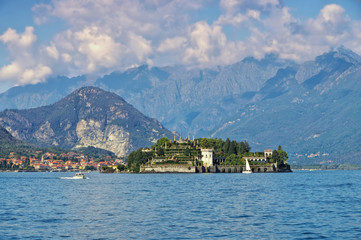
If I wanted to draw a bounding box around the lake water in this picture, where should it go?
[1,171,361,239]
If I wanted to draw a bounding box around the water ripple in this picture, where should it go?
[1,171,361,239]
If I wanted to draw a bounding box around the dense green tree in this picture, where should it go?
[271,150,280,163]
[214,138,224,153]
[200,138,211,148]
[229,140,238,155]
[155,137,171,148]
[117,164,126,171]
[223,154,244,165]
[223,138,230,153]
[238,141,251,154]
[277,150,288,164]
[244,141,251,152]
[128,149,152,172]
[157,148,165,156]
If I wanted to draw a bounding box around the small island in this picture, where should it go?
[122,137,291,173]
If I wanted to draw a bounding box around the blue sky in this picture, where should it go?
[1,0,361,93]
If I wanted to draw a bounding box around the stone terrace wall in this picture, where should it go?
[197,164,277,173]
[141,163,277,173]
[141,164,196,173]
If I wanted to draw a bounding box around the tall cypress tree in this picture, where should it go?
[272,150,280,163]
[223,138,230,154]
[229,140,237,155]
[244,141,251,152]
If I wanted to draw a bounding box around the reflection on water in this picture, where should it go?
[0,171,361,239]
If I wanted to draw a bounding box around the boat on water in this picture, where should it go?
[243,159,252,174]
[60,172,87,180]
[73,172,86,179]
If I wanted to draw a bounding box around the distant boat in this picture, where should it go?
[243,159,252,174]
[60,172,86,180]
[73,172,86,179]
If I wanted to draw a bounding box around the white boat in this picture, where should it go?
[243,159,252,174]
[73,172,86,179]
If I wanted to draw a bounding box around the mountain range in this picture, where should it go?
[0,47,360,164]
[0,87,174,157]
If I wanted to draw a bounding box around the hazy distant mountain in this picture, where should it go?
[0,87,174,156]
[0,54,294,136]
[211,48,361,165]
[0,75,88,110]
[96,54,295,136]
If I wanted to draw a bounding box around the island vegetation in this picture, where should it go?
[125,137,290,173]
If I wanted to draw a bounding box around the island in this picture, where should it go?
[121,137,291,173]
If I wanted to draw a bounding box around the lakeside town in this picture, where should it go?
[0,150,124,172]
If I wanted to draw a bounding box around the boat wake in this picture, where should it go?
[60,177,89,180]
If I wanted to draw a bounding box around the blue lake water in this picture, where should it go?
[1,171,361,239]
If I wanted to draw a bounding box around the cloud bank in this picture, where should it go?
[1,0,361,86]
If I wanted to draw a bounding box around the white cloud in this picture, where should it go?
[2,0,361,89]
[32,3,53,25]
[0,62,21,80]
[29,1,361,68]
[0,27,52,85]
[74,26,122,72]
[158,37,187,52]
[220,0,281,14]
[27,0,207,73]
[20,64,52,84]
[61,53,72,63]
[128,32,153,62]
[45,43,59,60]
[216,9,261,26]
[0,61,52,85]
[0,26,37,47]
[306,4,350,45]
[183,21,226,65]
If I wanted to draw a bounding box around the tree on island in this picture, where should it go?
[223,138,230,153]
[157,148,165,156]
[222,154,244,165]
[154,137,171,149]
[229,140,238,155]
[270,146,288,166]
[271,150,279,163]
[200,138,211,148]
[128,149,153,172]
[278,150,288,165]
[238,141,251,155]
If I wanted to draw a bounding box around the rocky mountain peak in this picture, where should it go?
[64,86,124,102]
[0,87,174,157]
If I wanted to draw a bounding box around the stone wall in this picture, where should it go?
[141,163,278,173]
[197,164,277,173]
[141,164,196,173]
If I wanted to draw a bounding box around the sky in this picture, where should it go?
[1,0,361,93]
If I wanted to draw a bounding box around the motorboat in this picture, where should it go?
[73,172,86,179]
